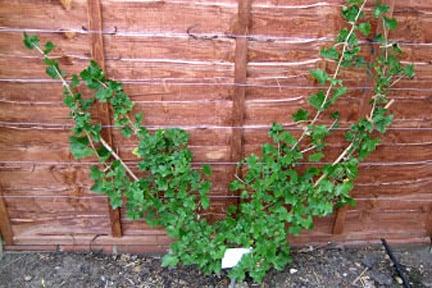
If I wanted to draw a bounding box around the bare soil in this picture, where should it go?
[0,243,431,287]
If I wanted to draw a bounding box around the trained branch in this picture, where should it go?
[31,43,139,181]
[292,0,368,150]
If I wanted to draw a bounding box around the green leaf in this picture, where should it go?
[199,181,211,196]
[331,86,347,104]
[342,5,361,22]
[373,108,393,133]
[384,17,397,30]
[134,112,144,125]
[201,195,210,209]
[23,33,40,49]
[121,126,133,138]
[90,180,104,193]
[90,165,103,180]
[374,3,389,18]
[310,69,329,84]
[95,87,113,102]
[43,41,55,54]
[46,65,59,79]
[308,152,324,162]
[335,181,353,196]
[202,164,212,176]
[229,179,245,191]
[69,136,94,159]
[63,94,75,108]
[358,22,371,36]
[292,108,309,122]
[110,195,122,209]
[403,64,415,78]
[308,91,325,110]
[330,111,340,120]
[71,74,80,88]
[161,254,179,267]
[320,47,339,61]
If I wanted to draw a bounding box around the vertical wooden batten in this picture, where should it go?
[332,206,348,235]
[230,0,252,193]
[0,189,13,245]
[87,0,122,238]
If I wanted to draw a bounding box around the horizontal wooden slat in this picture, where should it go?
[106,61,234,81]
[250,2,432,42]
[0,82,234,102]
[10,213,110,237]
[0,32,90,58]
[0,98,430,127]
[1,161,431,193]
[0,0,87,30]
[5,196,108,216]
[102,0,237,34]
[104,35,235,62]
[2,127,432,162]
[248,41,432,63]
[0,56,88,78]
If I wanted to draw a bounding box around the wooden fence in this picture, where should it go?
[0,0,431,252]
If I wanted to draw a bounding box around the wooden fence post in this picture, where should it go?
[87,0,122,238]
[230,0,252,196]
[0,189,13,245]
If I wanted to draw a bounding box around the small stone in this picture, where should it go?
[24,275,32,282]
[395,276,403,284]
[289,268,298,274]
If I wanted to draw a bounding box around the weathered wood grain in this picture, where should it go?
[102,1,237,34]
[0,0,87,30]
[104,35,235,62]
[0,32,90,58]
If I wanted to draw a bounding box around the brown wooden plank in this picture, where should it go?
[0,32,90,58]
[10,214,110,238]
[87,0,122,238]
[0,0,87,30]
[102,1,237,34]
[248,40,432,64]
[104,35,235,62]
[250,2,432,41]
[0,56,88,79]
[106,61,234,81]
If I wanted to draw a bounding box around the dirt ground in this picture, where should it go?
[0,243,431,288]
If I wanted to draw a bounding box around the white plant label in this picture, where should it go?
[221,248,252,269]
